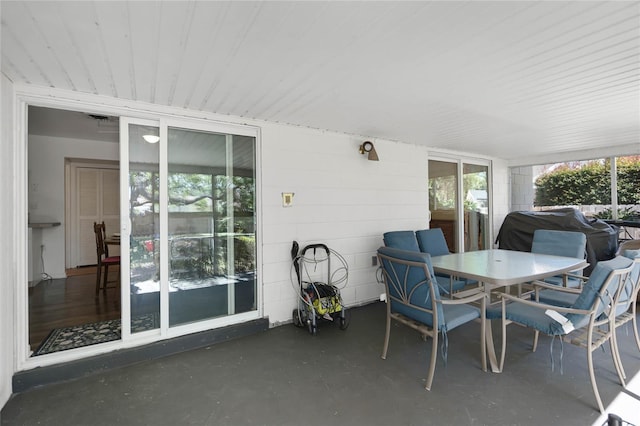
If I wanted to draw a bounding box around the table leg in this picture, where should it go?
[483,283,502,373]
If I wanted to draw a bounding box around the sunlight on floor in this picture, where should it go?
[593,370,640,425]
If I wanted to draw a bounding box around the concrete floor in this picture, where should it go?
[2,302,640,425]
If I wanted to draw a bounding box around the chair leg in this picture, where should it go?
[425,330,438,391]
[610,328,627,386]
[103,265,109,293]
[632,304,640,352]
[381,302,391,360]
[95,265,102,295]
[500,302,507,372]
[587,346,605,414]
[480,311,487,372]
[532,330,540,352]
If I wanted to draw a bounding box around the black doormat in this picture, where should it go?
[32,314,159,356]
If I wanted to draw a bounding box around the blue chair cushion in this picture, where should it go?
[540,251,640,315]
[623,249,640,259]
[531,229,586,259]
[416,228,478,290]
[383,231,420,252]
[504,303,560,335]
[540,275,583,288]
[415,229,450,256]
[442,304,481,331]
[536,289,578,307]
[378,246,480,332]
[378,246,444,327]
[435,275,469,294]
[550,256,633,334]
[617,249,640,314]
[532,230,587,287]
[485,305,503,320]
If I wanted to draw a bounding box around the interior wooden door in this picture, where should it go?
[72,165,120,267]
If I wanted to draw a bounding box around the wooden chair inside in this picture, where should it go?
[94,221,121,295]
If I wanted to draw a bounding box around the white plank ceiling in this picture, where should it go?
[2,1,639,162]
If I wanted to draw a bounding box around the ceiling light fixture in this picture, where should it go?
[359,141,379,161]
[143,134,160,144]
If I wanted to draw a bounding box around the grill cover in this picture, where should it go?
[496,208,618,275]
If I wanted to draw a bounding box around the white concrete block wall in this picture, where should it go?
[491,159,510,246]
[260,123,429,324]
[510,166,534,212]
[1,74,16,410]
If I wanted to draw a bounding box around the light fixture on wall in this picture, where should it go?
[359,141,379,161]
[142,134,160,144]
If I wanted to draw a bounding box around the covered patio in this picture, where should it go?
[2,302,639,425]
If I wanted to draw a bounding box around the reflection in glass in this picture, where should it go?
[167,128,256,327]
[463,163,489,251]
[429,160,459,252]
[129,124,161,332]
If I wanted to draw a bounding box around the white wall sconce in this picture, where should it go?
[359,141,379,161]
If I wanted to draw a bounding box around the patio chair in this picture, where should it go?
[617,239,640,255]
[383,230,464,296]
[377,246,486,390]
[415,228,478,294]
[382,230,420,252]
[94,221,121,295]
[534,249,640,385]
[531,229,587,288]
[498,255,634,413]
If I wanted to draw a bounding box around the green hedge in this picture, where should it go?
[534,159,640,207]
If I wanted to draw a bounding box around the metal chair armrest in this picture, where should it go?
[500,293,592,316]
[440,291,486,306]
[532,280,582,294]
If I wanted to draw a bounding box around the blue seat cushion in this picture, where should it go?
[485,305,502,320]
[617,249,640,314]
[504,303,560,335]
[383,231,420,252]
[536,289,578,307]
[390,300,480,333]
[442,304,481,331]
[391,299,437,330]
[541,275,583,288]
[435,275,469,294]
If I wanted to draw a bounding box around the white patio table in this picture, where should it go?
[430,249,588,372]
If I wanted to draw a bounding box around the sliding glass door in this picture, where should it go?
[462,163,489,251]
[428,158,490,252]
[166,126,256,326]
[428,160,459,251]
[121,118,257,339]
[126,121,161,334]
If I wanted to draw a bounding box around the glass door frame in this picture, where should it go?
[428,154,492,253]
[120,116,262,342]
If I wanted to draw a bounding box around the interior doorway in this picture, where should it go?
[28,106,121,355]
[66,160,120,268]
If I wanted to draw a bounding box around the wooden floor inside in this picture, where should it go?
[28,267,121,350]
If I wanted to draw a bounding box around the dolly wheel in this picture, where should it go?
[339,311,350,330]
[307,320,317,336]
[292,309,304,327]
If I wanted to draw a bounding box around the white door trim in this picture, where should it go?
[15,87,263,373]
[65,160,119,269]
